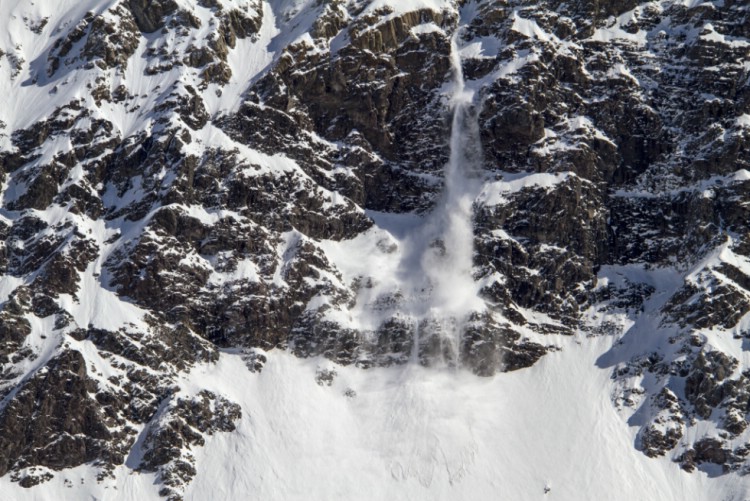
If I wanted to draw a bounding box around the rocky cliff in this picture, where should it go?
[1,0,750,497]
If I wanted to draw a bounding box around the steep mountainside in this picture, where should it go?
[2,0,750,498]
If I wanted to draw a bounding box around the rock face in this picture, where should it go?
[138,390,241,500]
[1,0,750,494]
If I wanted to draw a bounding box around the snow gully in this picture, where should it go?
[414,28,486,367]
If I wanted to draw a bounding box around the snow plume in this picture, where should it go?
[401,28,486,367]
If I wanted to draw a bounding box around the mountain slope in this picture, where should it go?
[1,0,750,498]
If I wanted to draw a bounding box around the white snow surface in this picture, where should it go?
[1,342,745,501]
[478,171,574,206]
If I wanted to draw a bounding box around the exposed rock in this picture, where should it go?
[139,390,241,500]
[0,350,131,477]
[127,0,179,33]
[2,0,750,492]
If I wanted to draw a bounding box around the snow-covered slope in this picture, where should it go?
[0,343,746,501]
[1,0,750,499]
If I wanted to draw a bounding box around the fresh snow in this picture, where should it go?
[511,11,557,43]
[1,343,744,500]
[459,36,501,59]
[477,172,574,206]
[203,1,279,116]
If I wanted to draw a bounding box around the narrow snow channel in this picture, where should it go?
[365,26,488,366]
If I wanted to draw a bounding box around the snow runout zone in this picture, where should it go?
[0,346,735,500]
